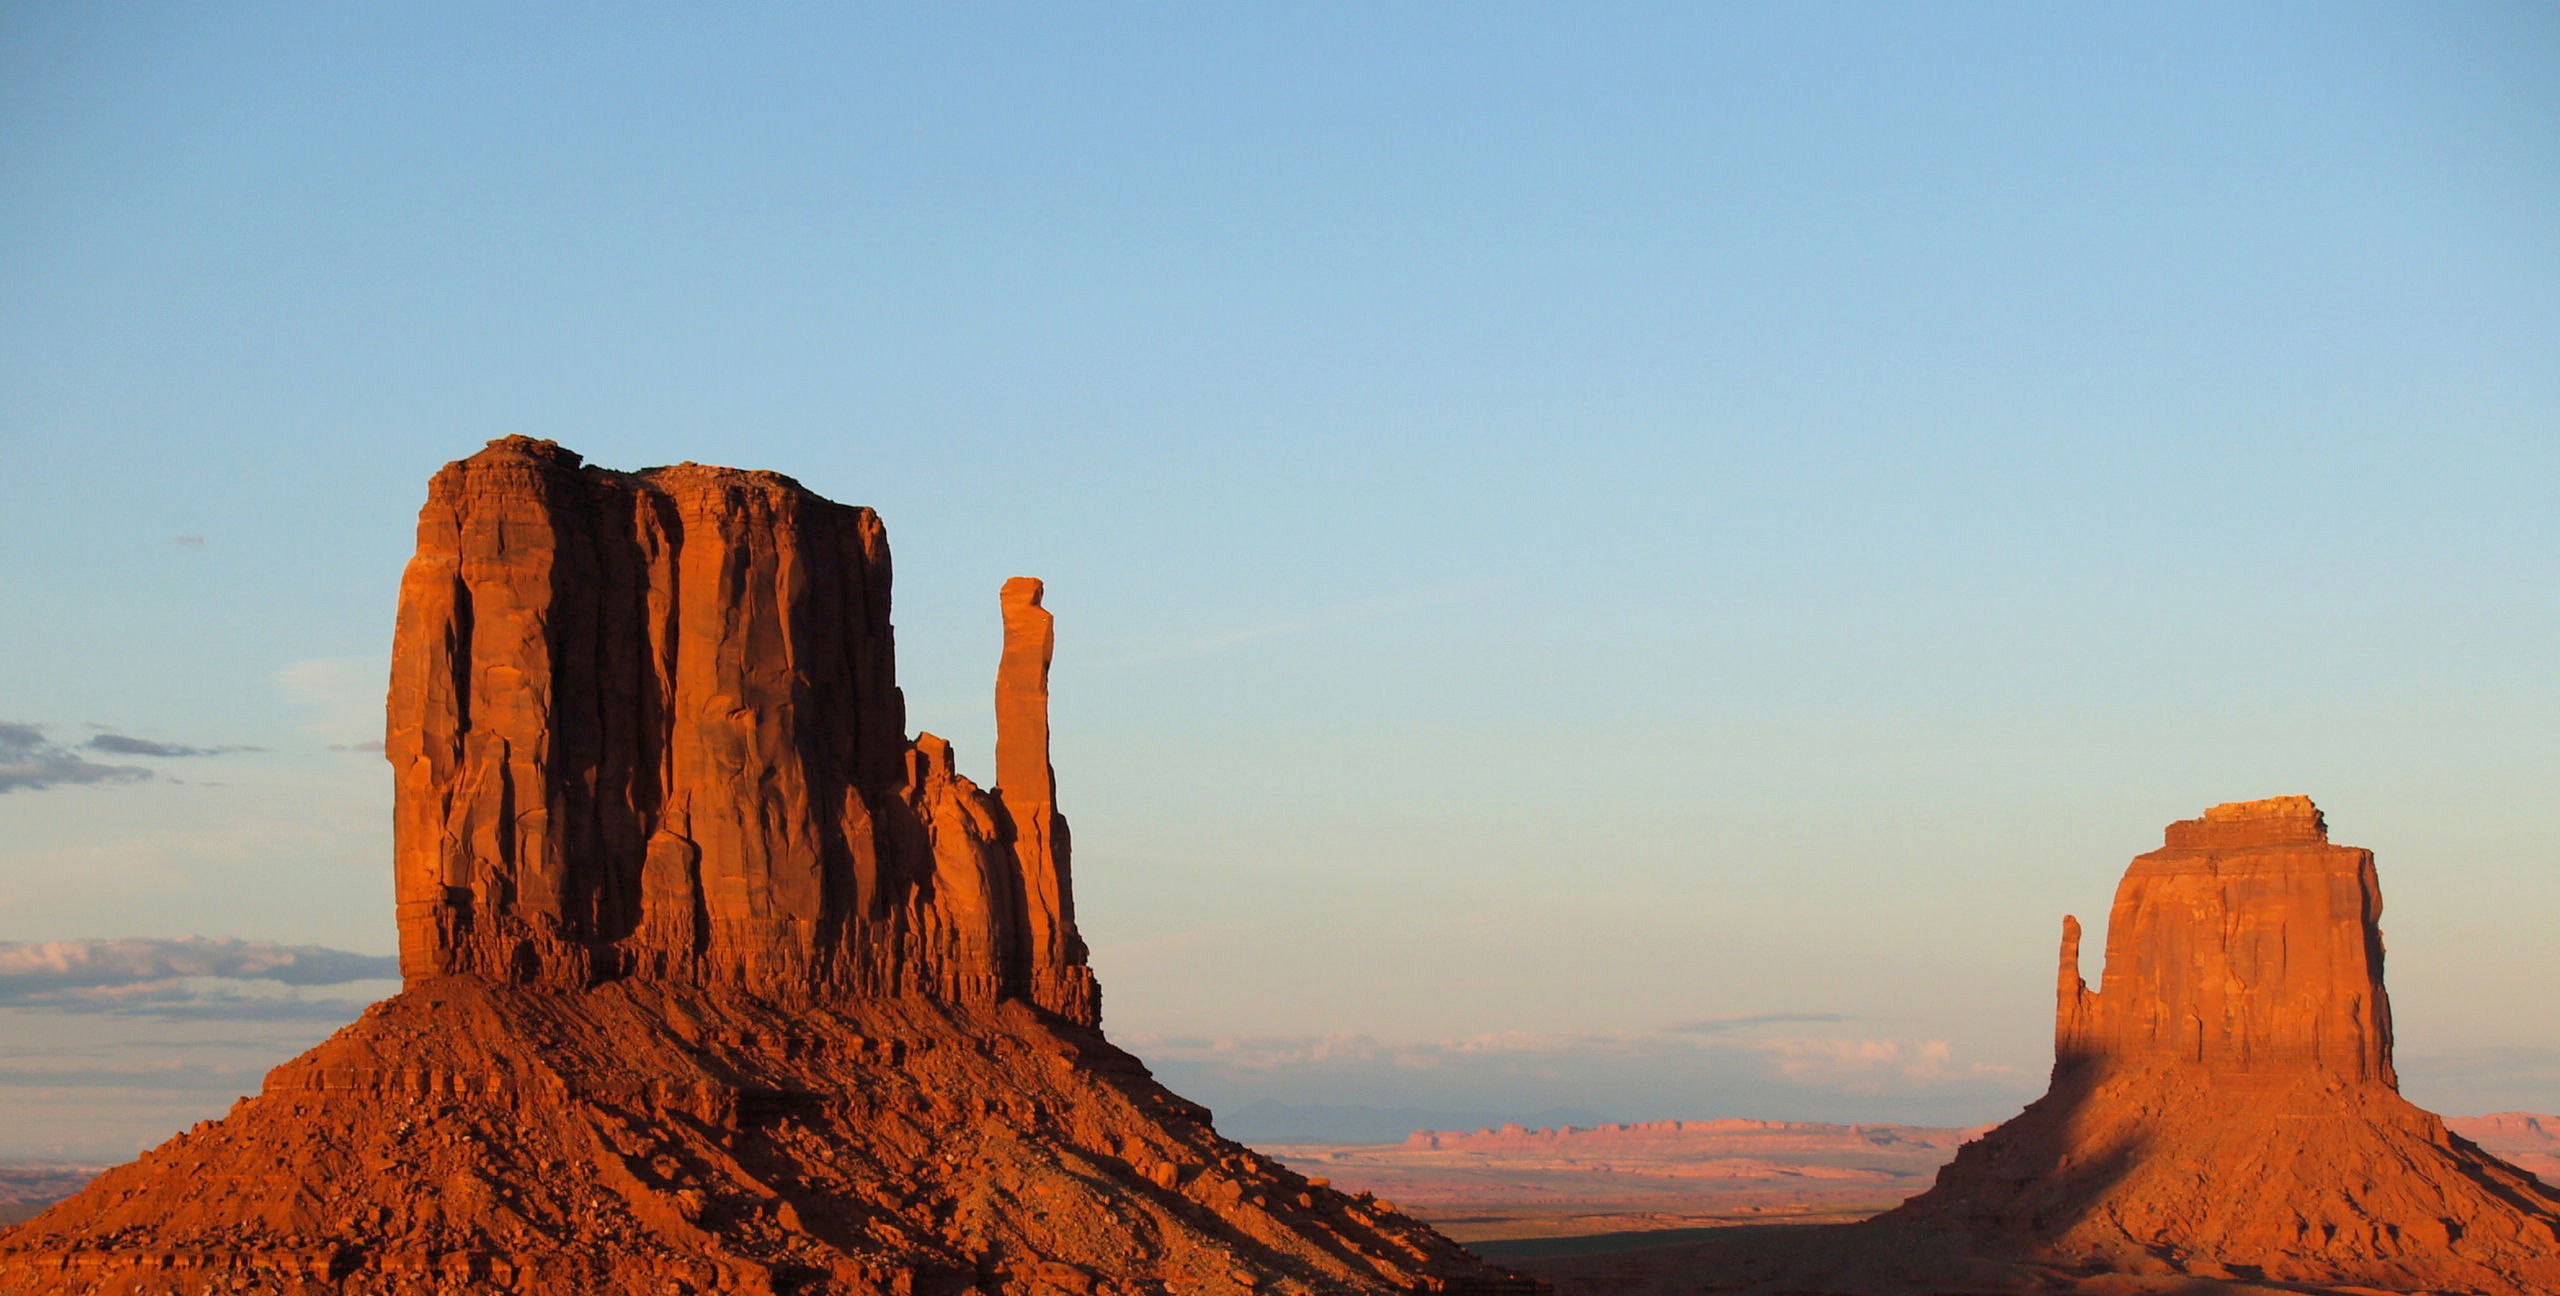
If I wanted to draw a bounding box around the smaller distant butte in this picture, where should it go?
[1518,797,2560,1296]
[1883,796,2560,1293]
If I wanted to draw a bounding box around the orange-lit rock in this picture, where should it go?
[382,437,1094,1021]
[1890,796,2560,1293]
[2051,795,2391,1082]
[1513,800,2560,1296]
[995,576,1088,1020]
[0,440,1532,1296]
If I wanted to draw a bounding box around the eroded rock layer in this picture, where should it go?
[0,440,1533,1296]
[1888,797,2560,1294]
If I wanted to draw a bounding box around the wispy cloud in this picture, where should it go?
[0,938,397,1019]
[1757,1037,1996,1091]
[1131,1023,1983,1079]
[0,723,268,793]
[1668,1011,1853,1035]
[1124,1018,2034,1134]
[0,722,150,794]
[84,733,263,758]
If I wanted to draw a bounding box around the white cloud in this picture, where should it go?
[1124,1018,2036,1137]
[0,937,397,1017]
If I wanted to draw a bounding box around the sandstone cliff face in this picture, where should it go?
[0,440,1531,1296]
[2053,796,2391,1084]
[1891,796,2560,1295]
[387,437,1093,1022]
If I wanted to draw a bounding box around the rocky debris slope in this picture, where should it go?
[4,986,1517,1295]
[0,439,1534,1296]
[1886,796,2560,1294]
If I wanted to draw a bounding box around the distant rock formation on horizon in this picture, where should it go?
[1888,795,2560,1293]
[0,438,1535,1296]
[2448,1113,2560,1188]
[1394,1119,1981,1157]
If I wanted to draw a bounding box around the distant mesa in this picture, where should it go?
[1509,798,2560,1296]
[1394,1120,1981,1157]
[2448,1113,2560,1187]
[1883,796,2560,1293]
[0,438,1536,1295]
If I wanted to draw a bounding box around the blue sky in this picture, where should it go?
[3,3,2555,1157]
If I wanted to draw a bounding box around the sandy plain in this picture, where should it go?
[1269,1111,2560,1281]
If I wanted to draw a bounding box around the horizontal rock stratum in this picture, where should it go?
[0,439,1535,1296]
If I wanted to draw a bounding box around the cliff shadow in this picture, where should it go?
[1876,1058,2153,1267]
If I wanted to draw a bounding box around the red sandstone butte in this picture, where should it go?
[1516,800,2560,1296]
[381,441,1092,1020]
[0,439,1535,1296]
[1888,796,2560,1293]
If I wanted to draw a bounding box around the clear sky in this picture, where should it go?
[3,3,2555,1157]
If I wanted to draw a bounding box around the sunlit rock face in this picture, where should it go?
[2053,795,2391,1083]
[1892,797,2560,1295]
[0,439,1536,1296]
[387,437,1094,1022]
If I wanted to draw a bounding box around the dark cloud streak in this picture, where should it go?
[83,733,263,758]
[0,722,149,793]
[0,722,267,792]
[0,939,398,1020]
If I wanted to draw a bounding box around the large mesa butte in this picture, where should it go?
[386,437,1092,1019]
[0,438,1537,1296]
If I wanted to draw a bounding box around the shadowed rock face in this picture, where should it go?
[1889,797,2560,1295]
[0,440,1534,1296]
[388,437,1093,1022]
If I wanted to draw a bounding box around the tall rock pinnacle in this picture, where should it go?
[0,440,1533,1296]
[1889,796,2560,1294]
[994,576,1086,1013]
